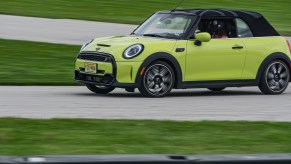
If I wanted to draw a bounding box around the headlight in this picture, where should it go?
[80,39,93,52]
[123,44,144,59]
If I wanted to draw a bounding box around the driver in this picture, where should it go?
[211,20,228,39]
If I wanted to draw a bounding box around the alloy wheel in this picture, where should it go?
[265,61,289,92]
[143,64,173,96]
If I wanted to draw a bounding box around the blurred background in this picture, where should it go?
[1,0,290,34]
[0,0,291,85]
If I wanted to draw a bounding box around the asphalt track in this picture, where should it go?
[0,15,136,45]
[0,86,291,121]
[0,15,291,121]
[0,15,290,45]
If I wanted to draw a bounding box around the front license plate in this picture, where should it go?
[84,63,98,74]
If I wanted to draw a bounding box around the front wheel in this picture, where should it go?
[138,61,175,97]
[85,84,115,94]
[259,60,290,94]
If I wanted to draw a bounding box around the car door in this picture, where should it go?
[185,38,247,81]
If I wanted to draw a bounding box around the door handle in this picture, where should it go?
[232,45,244,49]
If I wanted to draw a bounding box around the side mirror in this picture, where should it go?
[194,32,211,46]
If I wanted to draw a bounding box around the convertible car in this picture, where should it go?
[75,9,291,97]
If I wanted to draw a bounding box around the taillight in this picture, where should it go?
[286,40,291,51]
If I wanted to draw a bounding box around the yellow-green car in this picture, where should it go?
[75,9,291,97]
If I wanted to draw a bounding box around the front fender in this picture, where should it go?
[135,52,183,88]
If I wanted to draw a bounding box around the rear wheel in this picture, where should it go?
[138,61,175,97]
[85,84,115,94]
[259,60,290,94]
[208,87,225,92]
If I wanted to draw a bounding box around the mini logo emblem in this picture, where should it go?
[96,48,101,51]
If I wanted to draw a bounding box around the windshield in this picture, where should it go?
[133,13,197,39]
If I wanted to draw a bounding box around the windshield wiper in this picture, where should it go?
[143,34,164,38]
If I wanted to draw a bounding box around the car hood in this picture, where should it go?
[81,35,177,61]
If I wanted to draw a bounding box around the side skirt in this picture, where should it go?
[178,80,259,89]
[82,79,260,89]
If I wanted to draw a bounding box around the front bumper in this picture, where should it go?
[74,52,140,88]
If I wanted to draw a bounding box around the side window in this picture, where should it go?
[235,18,253,38]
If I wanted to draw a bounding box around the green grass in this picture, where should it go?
[0,0,291,35]
[0,39,79,85]
[0,118,291,155]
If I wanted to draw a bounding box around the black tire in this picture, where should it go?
[259,60,290,95]
[138,61,175,97]
[208,87,225,92]
[85,84,115,94]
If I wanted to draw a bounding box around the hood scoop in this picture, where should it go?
[97,44,111,47]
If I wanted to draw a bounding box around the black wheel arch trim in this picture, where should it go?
[135,52,183,88]
[256,52,291,82]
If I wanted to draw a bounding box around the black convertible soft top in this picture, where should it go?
[164,9,280,37]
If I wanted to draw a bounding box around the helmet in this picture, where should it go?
[213,20,225,31]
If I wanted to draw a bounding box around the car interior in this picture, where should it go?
[194,18,255,39]
[196,19,237,39]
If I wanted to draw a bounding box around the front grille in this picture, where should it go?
[77,53,112,62]
[75,71,114,85]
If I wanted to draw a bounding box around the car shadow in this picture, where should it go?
[72,89,264,98]
[168,90,262,97]
[74,92,142,98]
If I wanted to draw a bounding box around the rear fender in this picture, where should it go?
[256,52,291,82]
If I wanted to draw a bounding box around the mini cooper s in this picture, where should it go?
[75,9,291,97]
